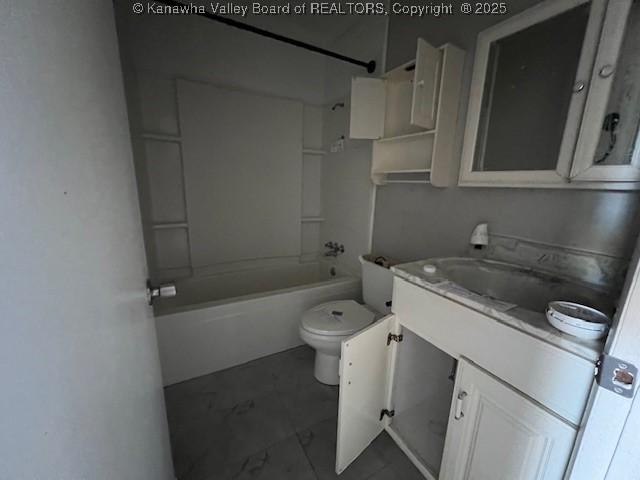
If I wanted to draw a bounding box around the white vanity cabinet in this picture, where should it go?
[349,39,465,186]
[459,0,640,189]
[439,359,577,480]
[336,278,589,479]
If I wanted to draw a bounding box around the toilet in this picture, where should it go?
[299,255,396,385]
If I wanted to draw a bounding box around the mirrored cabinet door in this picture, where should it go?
[459,0,640,189]
[460,0,606,186]
[570,0,640,182]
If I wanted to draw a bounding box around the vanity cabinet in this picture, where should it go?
[459,0,640,189]
[439,359,576,480]
[349,39,465,186]
[336,278,590,479]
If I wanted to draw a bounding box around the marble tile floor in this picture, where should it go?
[164,345,424,480]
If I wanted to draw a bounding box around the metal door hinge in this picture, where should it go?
[387,333,403,345]
[379,409,395,421]
[595,354,637,398]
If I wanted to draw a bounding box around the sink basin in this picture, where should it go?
[422,257,613,315]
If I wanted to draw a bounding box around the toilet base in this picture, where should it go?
[314,351,340,385]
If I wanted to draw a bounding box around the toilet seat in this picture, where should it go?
[301,300,375,336]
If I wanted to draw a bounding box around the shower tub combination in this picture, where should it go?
[153,261,360,385]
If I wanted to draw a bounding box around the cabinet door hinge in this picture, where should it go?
[387,333,403,346]
[595,353,637,398]
[379,409,395,421]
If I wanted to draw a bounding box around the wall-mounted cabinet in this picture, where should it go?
[349,40,465,186]
[459,0,640,189]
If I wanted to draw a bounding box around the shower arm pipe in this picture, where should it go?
[153,0,377,73]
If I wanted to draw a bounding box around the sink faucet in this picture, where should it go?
[324,241,344,257]
[470,223,489,250]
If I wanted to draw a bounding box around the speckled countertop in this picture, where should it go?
[391,259,605,363]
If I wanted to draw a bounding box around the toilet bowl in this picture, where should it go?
[299,300,377,385]
[299,255,397,385]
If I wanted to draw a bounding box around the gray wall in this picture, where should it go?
[0,1,173,478]
[321,16,387,274]
[114,2,327,104]
[373,0,640,262]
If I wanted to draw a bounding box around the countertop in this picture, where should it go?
[391,260,604,362]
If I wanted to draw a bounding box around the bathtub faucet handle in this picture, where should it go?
[324,241,345,257]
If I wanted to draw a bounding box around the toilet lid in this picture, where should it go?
[301,300,375,336]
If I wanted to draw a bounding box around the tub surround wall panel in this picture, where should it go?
[302,105,325,261]
[115,6,334,279]
[303,104,325,150]
[136,72,180,136]
[374,0,640,266]
[143,139,186,223]
[178,79,303,267]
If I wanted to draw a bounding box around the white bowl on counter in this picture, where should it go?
[546,301,611,341]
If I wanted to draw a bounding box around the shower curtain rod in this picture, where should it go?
[154,0,377,73]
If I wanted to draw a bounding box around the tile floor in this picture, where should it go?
[164,345,424,480]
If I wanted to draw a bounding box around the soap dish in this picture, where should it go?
[546,301,610,341]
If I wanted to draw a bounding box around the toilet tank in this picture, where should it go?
[359,255,399,315]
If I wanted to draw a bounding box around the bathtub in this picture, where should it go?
[153,261,361,385]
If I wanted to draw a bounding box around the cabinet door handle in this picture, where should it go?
[454,391,467,420]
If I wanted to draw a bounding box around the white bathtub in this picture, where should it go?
[153,261,361,385]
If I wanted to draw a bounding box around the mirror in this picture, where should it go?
[472,3,591,172]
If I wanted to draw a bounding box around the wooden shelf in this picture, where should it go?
[141,132,182,142]
[385,179,430,184]
[373,169,431,174]
[301,216,325,223]
[376,130,435,144]
[372,170,431,186]
[303,148,327,155]
[151,222,188,230]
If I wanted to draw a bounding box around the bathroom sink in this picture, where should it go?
[419,257,613,315]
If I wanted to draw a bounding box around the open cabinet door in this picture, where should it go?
[336,315,395,474]
[411,39,442,130]
[349,77,386,139]
[569,0,640,182]
[567,233,640,479]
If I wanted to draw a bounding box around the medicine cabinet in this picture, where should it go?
[349,39,465,186]
[459,0,640,189]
